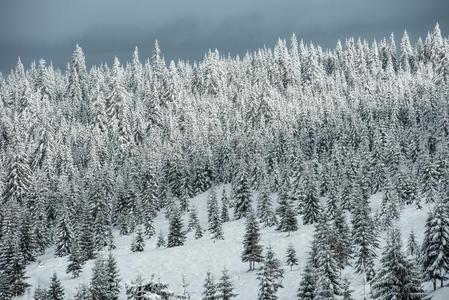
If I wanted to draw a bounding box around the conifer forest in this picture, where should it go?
[0,9,449,299]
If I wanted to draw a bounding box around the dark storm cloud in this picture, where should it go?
[0,0,448,72]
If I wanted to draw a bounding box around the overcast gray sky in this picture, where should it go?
[0,0,448,73]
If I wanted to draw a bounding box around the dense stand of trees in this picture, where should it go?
[0,23,448,299]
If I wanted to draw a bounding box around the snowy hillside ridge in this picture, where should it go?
[13,189,449,299]
[0,22,448,300]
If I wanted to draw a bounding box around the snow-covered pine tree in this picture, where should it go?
[301,168,320,225]
[285,243,298,271]
[0,237,30,297]
[257,246,284,300]
[421,201,449,290]
[331,205,352,269]
[208,188,224,240]
[47,273,65,300]
[257,184,277,227]
[156,230,166,247]
[167,207,186,247]
[407,230,419,257]
[187,205,200,233]
[66,237,83,278]
[104,252,121,300]
[233,162,252,219]
[131,227,145,252]
[277,197,298,235]
[297,258,317,300]
[217,268,237,300]
[371,227,427,299]
[55,212,72,257]
[241,210,264,271]
[351,191,378,286]
[202,270,217,300]
[221,189,230,223]
[90,256,108,300]
[341,278,354,300]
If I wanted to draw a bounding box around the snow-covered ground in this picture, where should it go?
[17,185,449,299]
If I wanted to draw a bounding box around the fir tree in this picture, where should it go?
[277,198,298,235]
[90,256,108,300]
[167,207,186,247]
[257,246,284,300]
[241,210,264,271]
[208,188,224,240]
[55,213,72,257]
[202,270,217,300]
[257,185,277,227]
[131,228,145,252]
[341,278,354,300]
[66,237,83,278]
[104,253,121,300]
[407,230,419,257]
[217,268,237,300]
[421,201,449,290]
[47,273,64,300]
[297,259,317,300]
[285,243,298,271]
[156,230,166,248]
[221,190,230,223]
[301,170,320,225]
[0,238,30,297]
[233,164,252,219]
[371,227,427,299]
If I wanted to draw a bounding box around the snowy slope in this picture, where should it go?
[17,185,449,299]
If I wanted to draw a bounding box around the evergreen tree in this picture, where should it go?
[47,273,64,300]
[257,246,284,300]
[217,268,237,300]
[187,205,200,233]
[55,212,72,257]
[66,237,83,278]
[208,188,224,240]
[257,185,277,227]
[90,256,108,300]
[241,210,264,271]
[131,228,145,252]
[371,227,427,299]
[221,189,230,223]
[277,198,298,235]
[104,253,121,300]
[297,259,317,300]
[202,270,217,300]
[301,170,320,225]
[421,201,449,290]
[341,278,354,300]
[167,207,186,247]
[407,230,419,257]
[156,230,166,248]
[331,206,352,269]
[0,238,30,297]
[285,243,298,271]
[233,164,252,219]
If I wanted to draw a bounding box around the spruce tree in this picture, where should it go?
[297,259,317,300]
[90,256,108,300]
[241,210,264,271]
[187,205,200,233]
[277,198,298,235]
[47,273,64,300]
[104,253,121,300]
[167,207,186,247]
[221,189,230,223]
[257,246,284,300]
[156,230,166,247]
[233,164,252,219]
[257,185,277,227]
[209,188,224,240]
[301,170,320,225]
[371,227,427,299]
[407,230,419,257]
[131,228,145,252]
[285,243,298,271]
[341,278,354,300]
[202,270,217,300]
[55,213,72,257]
[0,238,30,297]
[217,268,237,300]
[66,237,83,278]
[421,201,449,290]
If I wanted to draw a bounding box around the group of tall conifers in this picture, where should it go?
[0,22,448,298]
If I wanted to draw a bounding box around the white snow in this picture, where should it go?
[16,186,449,299]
